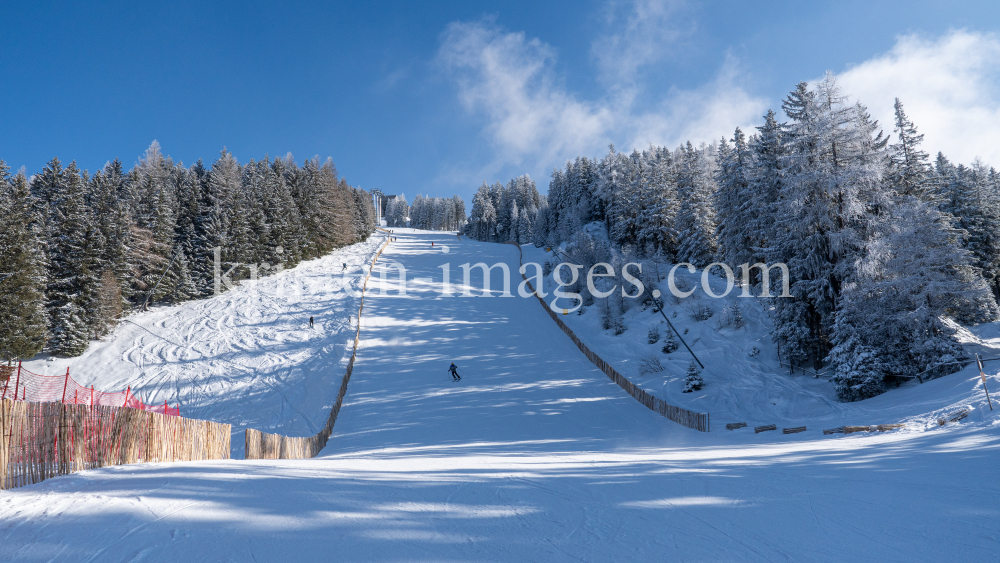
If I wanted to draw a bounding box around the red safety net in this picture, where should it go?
[0,362,179,416]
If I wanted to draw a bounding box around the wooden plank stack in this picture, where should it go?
[244,238,390,459]
[754,424,777,433]
[844,424,906,434]
[726,422,747,430]
[937,409,969,426]
[0,399,231,490]
[508,242,711,432]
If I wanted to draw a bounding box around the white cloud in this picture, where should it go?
[437,20,614,177]
[435,9,767,185]
[835,30,1000,167]
[591,0,687,90]
[628,53,766,150]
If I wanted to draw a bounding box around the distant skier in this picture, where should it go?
[342,262,347,272]
[449,363,461,381]
[309,316,314,328]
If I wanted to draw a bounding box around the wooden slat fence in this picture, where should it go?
[244,238,390,459]
[0,399,231,490]
[507,242,710,432]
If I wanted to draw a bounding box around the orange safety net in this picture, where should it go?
[0,362,179,416]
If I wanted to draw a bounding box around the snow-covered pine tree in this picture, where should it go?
[468,184,496,240]
[635,146,679,258]
[748,110,787,283]
[388,193,409,229]
[674,142,718,266]
[769,77,886,369]
[608,150,643,249]
[715,128,755,269]
[40,159,101,356]
[830,200,998,400]
[888,98,937,202]
[451,196,467,231]
[352,186,376,242]
[647,326,660,344]
[662,329,679,353]
[938,160,1000,301]
[683,361,703,392]
[88,160,133,306]
[0,164,48,362]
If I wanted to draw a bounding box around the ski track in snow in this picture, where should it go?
[21,234,388,455]
[2,229,999,562]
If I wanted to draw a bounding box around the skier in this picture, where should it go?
[309,316,314,328]
[448,363,461,381]
[342,262,347,272]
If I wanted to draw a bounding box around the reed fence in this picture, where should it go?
[0,398,230,490]
[508,242,710,432]
[244,238,391,459]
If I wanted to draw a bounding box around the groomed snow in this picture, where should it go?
[2,229,999,562]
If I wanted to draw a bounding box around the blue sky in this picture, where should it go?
[2,1,999,202]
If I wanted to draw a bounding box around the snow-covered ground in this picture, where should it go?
[2,229,999,561]
[523,242,1000,433]
[21,232,388,457]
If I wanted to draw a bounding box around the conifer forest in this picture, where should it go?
[0,142,377,361]
[466,76,1000,401]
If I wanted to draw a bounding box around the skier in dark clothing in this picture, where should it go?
[309,316,314,328]
[342,262,347,272]
[449,363,461,381]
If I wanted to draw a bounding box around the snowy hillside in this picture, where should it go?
[524,242,1000,434]
[21,232,388,456]
[2,229,998,562]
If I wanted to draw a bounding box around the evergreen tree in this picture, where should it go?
[938,160,1000,301]
[675,142,718,266]
[39,159,100,356]
[683,361,703,392]
[769,77,887,369]
[888,98,937,201]
[714,129,755,268]
[0,164,48,362]
[830,200,997,400]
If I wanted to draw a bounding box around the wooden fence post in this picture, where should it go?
[11,362,21,402]
[61,367,70,403]
[976,354,993,411]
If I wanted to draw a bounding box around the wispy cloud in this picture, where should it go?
[591,0,688,91]
[835,30,1000,167]
[435,2,766,185]
[436,19,614,178]
[629,53,765,150]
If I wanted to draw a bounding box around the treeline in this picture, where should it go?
[0,142,376,361]
[476,75,1000,401]
[466,175,544,244]
[383,193,468,231]
[385,193,409,228]
[410,194,467,231]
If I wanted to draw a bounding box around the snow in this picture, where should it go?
[2,230,999,561]
[21,232,388,457]
[523,243,1000,432]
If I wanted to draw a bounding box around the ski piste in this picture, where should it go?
[2,229,998,562]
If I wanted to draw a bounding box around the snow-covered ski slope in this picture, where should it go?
[20,232,388,457]
[2,229,999,562]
